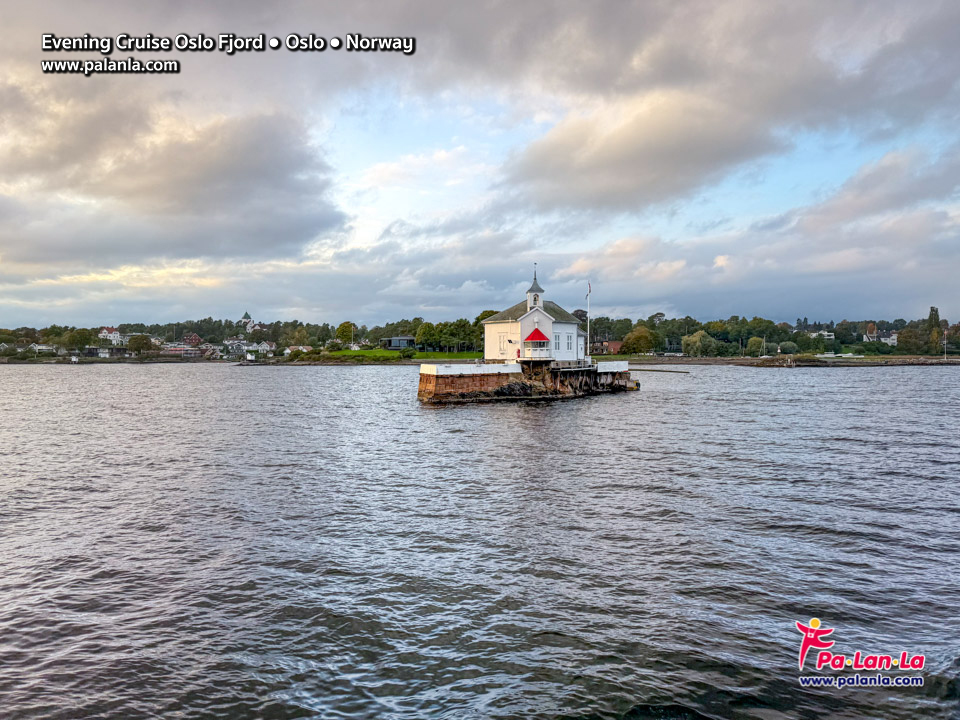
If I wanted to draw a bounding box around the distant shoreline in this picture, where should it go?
[626,355,960,368]
[2,355,958,368]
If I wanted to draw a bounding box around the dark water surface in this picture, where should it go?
[1,364,958,719]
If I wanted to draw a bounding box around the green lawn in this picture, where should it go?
[414,351,482,359]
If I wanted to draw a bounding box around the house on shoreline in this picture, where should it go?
[481,270,587,363]
[380,336,416,350]
[419,271,629,403]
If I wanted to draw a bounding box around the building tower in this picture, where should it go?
[526,266,544,312]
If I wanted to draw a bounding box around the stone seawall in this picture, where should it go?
[418,362,634,404]
[417,370,526,401]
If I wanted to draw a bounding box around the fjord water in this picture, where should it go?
[1,364,958,720]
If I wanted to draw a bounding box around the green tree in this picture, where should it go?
[745,336,764,356]
[833,320,857,344]
[681,330,717,357]
[896,327,925,354]
[611,318,633,340]
[63,328,93,350]
[714,341,739,357]
[746,316,777,341]
[621,325,656,354]
[779,341,798,354]
[474,310,498,325]
[314,323,334,345]
[415,321,436,349]
[127,335,153,355]
[335,321,357,344]
[289,326,309,347]
[41,325,67,341]
[947,323,960,350]
[703,320,728,341]
[859,341,893,355]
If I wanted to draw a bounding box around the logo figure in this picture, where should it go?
[796,617,834,670]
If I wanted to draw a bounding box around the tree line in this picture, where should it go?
[612,307,956,356]
[2,306,956,357]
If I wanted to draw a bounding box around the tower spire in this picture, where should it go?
[526,263,544,310]
[526,265,544,295]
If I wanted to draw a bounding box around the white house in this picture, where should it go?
[863,331,897,345]
[98,327,123,345]
[808,330,835,340]
[482,271,586,363]
[225,341,252,356]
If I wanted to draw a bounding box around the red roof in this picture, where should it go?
[524,328,550,342]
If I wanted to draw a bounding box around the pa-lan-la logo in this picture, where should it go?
[796,618,925,672]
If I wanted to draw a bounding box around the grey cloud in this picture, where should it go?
[79,113,337,215]
[0,110,348,264]
[506,94,784,211]
[501,2,960,212]
[798,147,960,231]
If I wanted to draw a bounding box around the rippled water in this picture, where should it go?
[1,363,958,719]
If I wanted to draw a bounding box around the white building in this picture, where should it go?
[808,330,835,340]
[482,271,586,363]
[863,331,897,345]
[98,327,123,345]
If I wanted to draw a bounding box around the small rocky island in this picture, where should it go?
[417,272,633,404]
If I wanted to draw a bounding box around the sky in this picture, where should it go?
[1,1,959,328]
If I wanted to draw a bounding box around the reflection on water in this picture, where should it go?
[1,364,958,719]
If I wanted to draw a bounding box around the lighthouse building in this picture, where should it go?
[482,271,587,363]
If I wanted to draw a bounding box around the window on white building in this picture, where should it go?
[499,334,507,353]
[554,333,560,348]
[567,334,573,350]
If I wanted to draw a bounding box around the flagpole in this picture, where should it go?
[586,280,591,361]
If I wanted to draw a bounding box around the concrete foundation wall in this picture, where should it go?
[418,371,525,401]
[418,364,632,403]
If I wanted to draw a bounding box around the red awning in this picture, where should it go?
[524,328,550,342]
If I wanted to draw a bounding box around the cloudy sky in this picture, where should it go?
[2,1,959,328]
